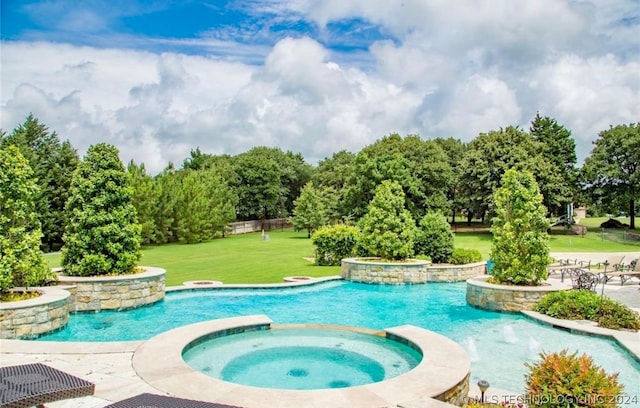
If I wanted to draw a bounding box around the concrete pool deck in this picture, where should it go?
[1,252,639,407]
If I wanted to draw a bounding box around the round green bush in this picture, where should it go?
[413,212,454,263]
[449,248,483,265]
[311,224,359,266]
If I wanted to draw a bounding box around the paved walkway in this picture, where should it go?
[1,252,639,407]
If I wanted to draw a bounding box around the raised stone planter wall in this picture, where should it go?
[341,258,430,284]
[427,262,486,282]
[57,266,166,312]
[341,258,486,284]
[0,287,71,339]
[466,275,570,312]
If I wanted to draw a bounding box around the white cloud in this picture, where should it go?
[1,0,638,172]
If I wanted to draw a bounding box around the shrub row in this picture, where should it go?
[534,290,640,330]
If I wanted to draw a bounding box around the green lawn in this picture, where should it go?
[44,218,639,285]
[44,231,341,286]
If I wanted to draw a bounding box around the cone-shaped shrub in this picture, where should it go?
[358,180,416,260]
[490,169,551,285]
[414,211,454,263]
[62,143,141,276]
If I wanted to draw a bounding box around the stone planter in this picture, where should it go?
[341,258,430,284]
[466,275,570,312]
[57,266,166,312]
[341,258,486,284]
[427,261,487,282]
[0,287,71,339]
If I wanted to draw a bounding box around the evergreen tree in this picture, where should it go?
[127,161,159,244]
[490,169,551,285]
[292,181,327,238]
[529,113,577,216]
[0,146,54,291]
[358,180,416,260]
[62,143,141,276]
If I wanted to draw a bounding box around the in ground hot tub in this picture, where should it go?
[182,326,422,390]
[132,315,470,407]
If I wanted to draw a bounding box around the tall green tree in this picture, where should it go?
[292,181,327,238]
[459,126,560,223]
[312,150,356,222]
[490,169,551,285]
[127,161,158,244]
[233,149,285,220]
[151,165,180,244]
[62,143,141,276]
[529,113,578,216]
[433,137,466,223]
[581,123,640,229]
[1,114,79,250]
[358,180,417,260]
[0,146,55,292]
[344,134,452,221]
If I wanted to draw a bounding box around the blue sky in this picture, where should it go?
[1,0,639,173]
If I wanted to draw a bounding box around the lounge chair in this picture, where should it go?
[103,393,241,408]
[601,258,640,285]
[0,362,94,408]
[595,254,626,283]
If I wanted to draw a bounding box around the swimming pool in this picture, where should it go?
[38,280,640,394]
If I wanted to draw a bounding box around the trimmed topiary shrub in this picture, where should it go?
[358,180,416,261]
[413,211,454,263]
[449,248,483,265]
[311,224,359,266]
[62,143,141,276]
[490,169,551,285]
[525,349,624,407]
[534,290,640,330]
[0,146,56,292]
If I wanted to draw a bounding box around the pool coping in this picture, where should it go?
[131,315,470,408]
[521,310,640,362]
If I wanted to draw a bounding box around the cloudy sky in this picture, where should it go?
[1,0,638,173]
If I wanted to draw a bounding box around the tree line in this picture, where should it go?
[1,113,638,251]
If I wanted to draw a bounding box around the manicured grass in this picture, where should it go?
[44,218,639,285]
[44,231,341,286]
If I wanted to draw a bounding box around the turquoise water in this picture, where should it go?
[38,281,640,395]
[183,328,422,389]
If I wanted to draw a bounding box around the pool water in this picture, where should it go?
[38,281,640,395]
[183,328,422,389]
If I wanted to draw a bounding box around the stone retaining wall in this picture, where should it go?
[341,258,430,284]
[341,258,486,284]
[0,287,71,339]
[427,262,487,282]
[466,275,569,312]
[57,266,166,312]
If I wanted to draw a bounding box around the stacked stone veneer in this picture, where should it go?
[341,258,486,284]
[466,275,569,312]
[341,258,430,284]
[0,287,70,339]
[427,262,486,282]
[57,266,166,312]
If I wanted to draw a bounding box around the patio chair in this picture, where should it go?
[103,393,242,408]
[568,269,599,292]
[0,362,94,408]
[601,258,640,285]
